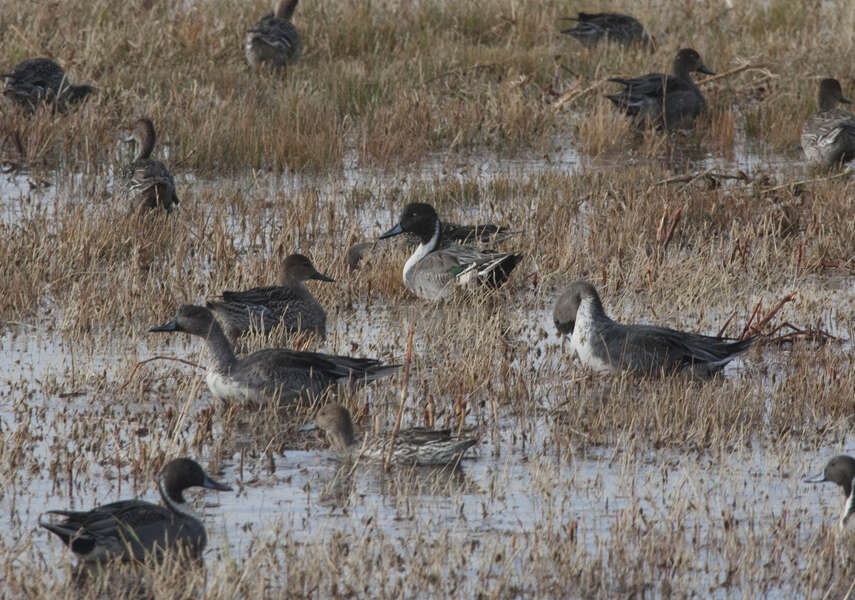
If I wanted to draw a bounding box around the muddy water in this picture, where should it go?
[0,144,851,596]
[0,313,846,596]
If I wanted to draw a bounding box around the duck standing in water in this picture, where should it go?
[245,0,302,68]
[378,203,523,301]
[2,58,95,113]
[150,305,399,403]
[207,253,334,346]
[39,458,231,565]
[553,281,753,377]
[606,48,714,130]
[121,117,180,212]
[801,78,855,167]
[302,403,477,467]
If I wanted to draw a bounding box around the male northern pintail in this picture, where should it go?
[801,78,855,167]
[805,455,855,530]
[553,281,753,377]
[2,58,95,113]
[122,118,180,212]
[606,48,714,130]
[245,0,302,68]
[560,12,651,47]
[301,403,477,467]
[348,221,512,270]
[378,203,523,301]
[150,305,398,403]
[39,458,231,564]
[207,253,333,345]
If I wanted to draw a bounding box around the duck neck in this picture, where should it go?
[280,273,309,295]
[203,319,238,372]
[404,220,440,281]
[276,0,298,20]
[136,136,154,161]
[672,58,692,82]
[158,480,201,521]
[329,414,357,451]
[577,294,611,333]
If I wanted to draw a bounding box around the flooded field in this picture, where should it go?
[5,0,855,594]
[2,138,855,598]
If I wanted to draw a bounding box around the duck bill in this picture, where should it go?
[311,271,335,283]
[804,472,828,484]
[378,223,404,239]
[299,422,319,432]
[697,65,715,76]
[202,475,233,492]
[840,96,853,105]
[149,318,180,333]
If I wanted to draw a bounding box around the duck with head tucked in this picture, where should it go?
[39,458,231,565]
[207,253,334,346]
[2,58,95,113]
[150,305,399,403]
[553,281,753,378]
[378,203,523,301]
[801,78,855,167]
[302,403,478,467]
[560,12,652,48]
[122,118,180,213]
[246,0,302,68]
[606,48,714,130]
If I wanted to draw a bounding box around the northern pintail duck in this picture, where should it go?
[150,305,398,403]
[560,13,651,47]
[801,78,855,167]
[348,221,513,270]
[122,118,180,212]
[805,455,855,530]
[378,203,523,301]
[39,458,231,564]
[553,281,753,377]
[302,403,477,467]
[207,254,333,345]
[606,48,714,130]
[245,0,302,68]
[2,58,95,113]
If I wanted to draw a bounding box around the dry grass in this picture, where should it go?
[3,0,855,597]
[3,0,854,171]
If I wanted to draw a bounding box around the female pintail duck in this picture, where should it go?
[348,221,512,270]
[207,253,334,345]
[560,12,651,47]
[39,458,231,564]
[378,203,523,301]
[606,48,714,130]
[801,78,855,167]
[553,281,753,377]
[805,455,855,530]
[122,118,180,212]
[245,0,302,68]
[149,305,398,403]
[301,404,477,467]
[2,58,95,113]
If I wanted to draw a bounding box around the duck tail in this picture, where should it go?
[38,511,87,547]
[478,253,523,289]
[362,364,401,382]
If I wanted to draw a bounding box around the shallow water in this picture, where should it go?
[1,141,852,596]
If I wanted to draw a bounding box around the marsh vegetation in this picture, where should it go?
[2,0,855,597]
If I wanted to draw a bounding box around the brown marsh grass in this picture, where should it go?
[3,0,854,171]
